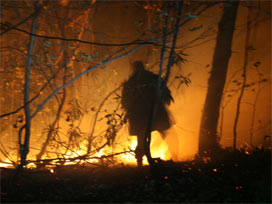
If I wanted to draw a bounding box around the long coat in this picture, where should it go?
[121,64,174,137]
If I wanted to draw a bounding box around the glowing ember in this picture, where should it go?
[244,151,250,155]
[202,157,211,163]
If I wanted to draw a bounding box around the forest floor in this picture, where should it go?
[1,148,271,203]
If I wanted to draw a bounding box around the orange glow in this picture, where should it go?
[0,0,270,175]
[0,131,174,168]
[0,159,14,168]
[244,150,250,155]
[150,131,171,160]
[202,157,211,163]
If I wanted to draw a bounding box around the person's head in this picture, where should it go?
[131,61,145,73]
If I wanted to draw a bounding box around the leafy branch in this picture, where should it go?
[0,2,218,120]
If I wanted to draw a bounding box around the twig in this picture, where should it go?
[233,6,251,150]
[0,67,62,118]
[87,85,122,153]
[0,2,218,48]
[26,150,134,165]
[0,2,218,120]
[0,5,43,36]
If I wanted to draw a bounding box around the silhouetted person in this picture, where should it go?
[121,61,174,167]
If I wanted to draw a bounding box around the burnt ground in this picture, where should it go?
[1,149,271,203]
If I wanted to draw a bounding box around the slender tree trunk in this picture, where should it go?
[198,1,239,155]
[9,1,40,194]
[19,0,39,168]
[144,0,153,64]
[248,5,260,148]
[144,6,169,167]
[233,7,251,150]
[144,0,183,168]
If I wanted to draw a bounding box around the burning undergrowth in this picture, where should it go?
[0,86,174,169]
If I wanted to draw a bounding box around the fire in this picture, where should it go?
[150,131,171,160]
[26,162,37,168]
[119,138,138,164]
[119,131,172,165]
[0,159,13,168]
[0,131,172,168]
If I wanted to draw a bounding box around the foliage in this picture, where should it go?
[65,99,85,122]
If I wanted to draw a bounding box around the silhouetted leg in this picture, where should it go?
[135,133,145,167]
[135,146,144,167]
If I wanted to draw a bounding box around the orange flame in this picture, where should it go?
[0,131,173,168]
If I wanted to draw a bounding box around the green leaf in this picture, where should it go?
[79,51,85,58]
[158,12,168,19]
[49,55,56,60]
[190,15,198,19]
[134,21,144,27]
[93,51,99,58]
[102,65,108,69]
[43,41,51,48]
[137,22,144,27]
[87,55,93,62]
[189,25,203,32]
[184,13,198,19]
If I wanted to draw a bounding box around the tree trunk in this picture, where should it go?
[198,1,239,155]
[144,0,183,171]
[19,0,39,168]
[10,0,40,194]
[233,6,251,150]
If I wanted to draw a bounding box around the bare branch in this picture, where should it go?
[0,2,218,48]
[0,68,61,118]
[0,5,43,36]
[26,150,134,167]
[30,43,145,120]
[0,2,219,120]
[0,22,156,47]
